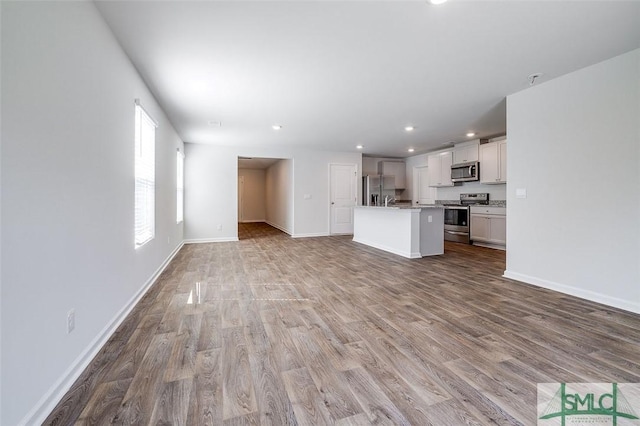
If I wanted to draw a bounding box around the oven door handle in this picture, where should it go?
[445,230,468,236]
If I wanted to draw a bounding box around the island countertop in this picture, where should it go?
[353,206,444,258]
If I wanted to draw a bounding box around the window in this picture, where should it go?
[134,101,156,247]
[176,149,184,224]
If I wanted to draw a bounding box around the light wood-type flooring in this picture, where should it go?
[45,222,640,425]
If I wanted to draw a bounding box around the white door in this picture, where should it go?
[238,175,244,223]
[330,164,357,235]
[414,166,436,205]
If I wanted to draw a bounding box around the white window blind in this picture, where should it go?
[176,149,184,224]
[134,102,156,247]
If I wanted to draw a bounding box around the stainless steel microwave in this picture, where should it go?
[451,161,479,182]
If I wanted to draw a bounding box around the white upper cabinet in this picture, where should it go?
[427,151,454,187]
[499,141,507,183]
[480,139,507,184]
[378,161,406,189]
[453,140,479,164]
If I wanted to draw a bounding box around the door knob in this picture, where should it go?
[331,202,335,205]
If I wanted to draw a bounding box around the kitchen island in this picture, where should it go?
[353,206,444,258]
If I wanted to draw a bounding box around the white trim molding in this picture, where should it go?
[265,221,292,236]
[503,270,640,315]
[292,232,330,239]
[352,238,421,259]
[22,242,185,426]
[184,237,239,244]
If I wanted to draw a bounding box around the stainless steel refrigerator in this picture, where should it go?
[363,175,395,206]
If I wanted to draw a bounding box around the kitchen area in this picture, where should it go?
[354,137,507,258]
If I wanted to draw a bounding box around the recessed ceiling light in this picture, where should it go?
[429,0,448,4]
[466,132,476,137]
[356,144,364,149]
[405,126,415,132]
[272,125,282,130]
[408,148,415,153]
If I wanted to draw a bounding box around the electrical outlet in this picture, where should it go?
[428,215,433,223]
[217,224,222,231]
[67,309,75,334]
[167,236,170,244]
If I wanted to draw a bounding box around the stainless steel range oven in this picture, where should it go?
[444,193,489,244]
[444,205,471,243]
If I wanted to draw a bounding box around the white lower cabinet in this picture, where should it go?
[470,206,506,247]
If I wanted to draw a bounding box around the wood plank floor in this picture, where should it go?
[45,222,640,425]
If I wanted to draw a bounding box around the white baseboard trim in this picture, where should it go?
[265,221,292,236]
[239,219,265,223]
[352,237,421,259]
[472,241,506,251]
[292,232,329,238]
[184,237,239,244]
[22,242,185,426]
[503,270,640,315]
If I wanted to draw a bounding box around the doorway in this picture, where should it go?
[238,156,289,239]
[413,165,436,205]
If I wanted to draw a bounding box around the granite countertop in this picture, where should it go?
[436,200,507,207]
[357,205,416,210]
[357,205,443,210]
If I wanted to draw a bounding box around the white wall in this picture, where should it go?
[265,160,294,233]
[291,150,362,236]
[184,143,241,242]
[238,168,266,222]
[185,144,361,240]
[0,2,3,420]
[362,156,379,175]
[0,2,184,424]
[505,48,640,314]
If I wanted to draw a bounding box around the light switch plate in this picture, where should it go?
[516,188,527,199]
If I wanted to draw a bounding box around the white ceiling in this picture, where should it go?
[238,157,280,169]
[95,1,640,158]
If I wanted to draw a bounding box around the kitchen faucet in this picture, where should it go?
[384,195,395,207]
